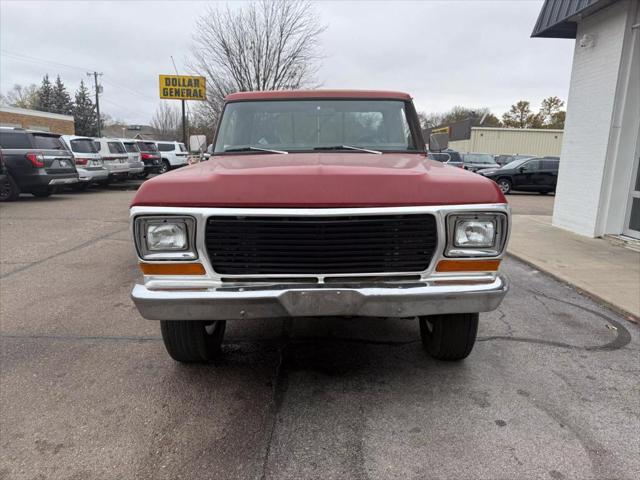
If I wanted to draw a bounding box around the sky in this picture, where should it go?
[0,0,576,125]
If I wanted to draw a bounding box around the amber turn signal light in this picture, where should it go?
[139,262,206,276]
[436,259,501,272]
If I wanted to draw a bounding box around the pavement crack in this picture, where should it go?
[259,320,293,480]
[0,226,129,279]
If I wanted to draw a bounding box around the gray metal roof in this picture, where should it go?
[531,0,617,38]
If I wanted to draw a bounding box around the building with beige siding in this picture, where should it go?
[449,127,564,156]
[0,106,75,134]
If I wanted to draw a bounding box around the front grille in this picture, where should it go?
[205,214,438,275]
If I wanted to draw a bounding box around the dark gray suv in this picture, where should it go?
[0,127,78,197]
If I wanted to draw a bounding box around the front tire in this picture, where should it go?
[160,320,226,363]
[497,178,511,194]
[419,313,479,361]
[0,174,19,201]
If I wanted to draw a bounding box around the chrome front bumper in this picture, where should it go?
[131,275,508,321]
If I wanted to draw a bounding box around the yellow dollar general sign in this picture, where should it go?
[159,75,206,100]
[432,126,450,135]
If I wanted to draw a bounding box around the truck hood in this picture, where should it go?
[131,153,506,207]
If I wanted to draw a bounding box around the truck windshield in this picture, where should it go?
[70,139,98,153]
[214,100,417,154]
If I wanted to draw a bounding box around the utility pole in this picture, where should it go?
[87,72,103,137]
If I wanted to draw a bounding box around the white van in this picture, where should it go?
[60,135,109,189]
[92,138,130,181]
[155,141,188,173]
[119,139,145,178]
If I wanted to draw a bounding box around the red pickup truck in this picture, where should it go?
[130,90,510,364]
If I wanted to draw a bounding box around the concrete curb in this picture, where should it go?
[506,252,639,325]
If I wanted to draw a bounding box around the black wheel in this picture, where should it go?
[72,182,90,191]
[31,187,52,198]
[160,320,226,363]
[497,178,511,194]
[158,160,170,174]
[98,179,110,187]
[0,174,19,202]
[419,313,479,361]
[137,172,149,179]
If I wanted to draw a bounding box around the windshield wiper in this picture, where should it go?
[314,145,382,155]
[224,146,288,154]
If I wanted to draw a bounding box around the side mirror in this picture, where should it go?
[429,133,449,151]
[518,167,525,173]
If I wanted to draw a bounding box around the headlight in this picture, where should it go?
[446,213,507,257]
[454,220,495,247]
[134,216,197,260]
[147,223,187,250]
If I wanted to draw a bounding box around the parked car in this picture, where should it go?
[428,148,463,167]
[155,140,189,173]
[0,149,20,201]
[60,135,108,190]
[129,89,510,364]
[92,138,130,183]
[478,156,560,194]
[494,154,535,167]
[460,153,500,172]
[0,127,78,197]
[119,139,145,178]
[135,140,162,178]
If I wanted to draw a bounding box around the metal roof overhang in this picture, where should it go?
[531,0,619,38]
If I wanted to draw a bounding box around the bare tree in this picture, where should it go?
[418,106,502,130]
[189,0,325,126]
[0,83,39,109]
[151,103,181,141]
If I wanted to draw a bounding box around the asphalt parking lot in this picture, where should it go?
[1,188,638,480]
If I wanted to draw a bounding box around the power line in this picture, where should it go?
[3,48,157,104]
[1,49,93,73]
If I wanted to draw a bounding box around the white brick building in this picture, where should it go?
[533,0,640,239]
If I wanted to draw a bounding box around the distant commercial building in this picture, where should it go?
[0,106,74,134]
[424,118,564,156]
[448,127,563,157]
[533,0,639,239]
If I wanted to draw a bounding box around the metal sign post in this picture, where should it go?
[181,99,187,145]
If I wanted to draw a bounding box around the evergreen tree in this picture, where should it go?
[34,74,54,112]
[73,80,98,136]
[51,75,73,115]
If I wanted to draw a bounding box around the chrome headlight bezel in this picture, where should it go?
[445,212,508,257]
[134,215,198,261]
